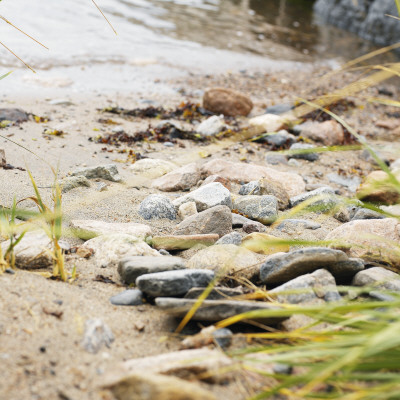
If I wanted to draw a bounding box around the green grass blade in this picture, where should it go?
[0,71,12,80]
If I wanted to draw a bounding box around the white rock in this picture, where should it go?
[196,115,225,136]
[178,201,198,220]
[129,158,176,178]
[249,113,288,133]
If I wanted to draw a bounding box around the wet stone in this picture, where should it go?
[110,289,144,306]
[118,256,186,284]
[71,164,121,182]
[138,194,176,220]
[136,269,214,297]
[233,195,278,224]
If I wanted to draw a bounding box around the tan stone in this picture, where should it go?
[152,163,200,192]
[203,87,253,117]
[300,120,345,146]
[201,158,305,197]
[202,174,232,191]
[326,218,400,267]
[178,201,197,220]
[129,158,176,178]
[249,113,287,133]
[150,234,219,250]
[259,179,290,210]
[241,233,290,255]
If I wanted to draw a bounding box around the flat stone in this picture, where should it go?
[58,175,91,193]
[80,234,160,268]
[352,267,400,292]
[270,269,341,304]
[187,244,260,280]
[328,258,365,280]
[201,158,305,197]
[196,115,226,136]
[265,152,288,165]
[327,173,361,193]
[136,269,214,297]
[70,219,152,240]
[150,234,219,250]
[265,103,294,115]
[129,158,176,178]
[260,247,350,285]
[290,187,339,212]
[155,297,286,324]
[174,205,232,237]
[288,143,319,162]
[110,289,144,306]
[104,372,216,400]
[233,195,278,224]
[326,218,400,267]
[71,164,121,182]
[173,182,232,212]
[138,194,176,220]
[177,201,197,220]
[215,232,242,245]
[152,163,201,192]
[0,108,29,122]
[351,208,386,220]
[118,256,186,284]
[297,120,345,146]
[1,231,52,269]
[232,213,252,227]
[275,219,321,233]
[241,233,290,255]
[184,286,245,300]
[82,319,114,354]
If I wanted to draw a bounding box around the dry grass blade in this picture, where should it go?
[0,39,35,73]
[92,0,117,35]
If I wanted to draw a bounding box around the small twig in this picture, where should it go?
[92,0,117,35]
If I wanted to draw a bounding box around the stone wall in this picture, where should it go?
[314,0,400,46]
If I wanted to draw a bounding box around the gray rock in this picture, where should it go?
[215,232,242,245]
[368,291,396,302]
[82,319,114,354]
[276,219,321,233]
[239,181,261,196]
[71,164,121,182]
[110,289,144,306]
[212,328,233,349]
[184,286,244,300]
[288,143,319,162]
[351,208,386,221]
[0,108,29,122]
[328,258,365,280]
[173,182,232,212]
[58,176,91,193]
[233,195,278,224]
[290,187,339,212]
[155,297,286,324]
[352,267,400,292]
[265,153,288,165]
[136,269,214,297]
[327,173,361,193]
[361,149,390,166]
[196,115,226,136]
[174,205,232,237]
[263,130,295,147]
[232,213,252,227]
[139,194,176,220]
[118,256,186,284]
[265,103,293,115]
[243,220,266,233]
[260,247,353,285]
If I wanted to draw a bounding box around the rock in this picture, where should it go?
[265,103,294,115]
[326,218,400,267]
[0,108,29,122]
[243,220,266,233]
[196,115,226,136]
[265,152,288,165]
[80,234,160,268]
[1,231,52,269]
[356,170,400,205]
[174,205,232,237]
[0,149,6,167]
[173,182,232,212]
[260,247,357,285]
[233,195,278,224]
[201,158,305,197]
[327,173,361,193]
[58,175,91,193]
[82,319,114,354]
[138,195,176,220]
[290,187,339,212]
[249,113,287,133]
[70,219,152,240]
[150,234,219,250]
[178,201,197,220]
[71,164,121,182]
[201,175,232,191]
[215,232,242,245]
[270,269,341,304]
[241,233,289,255]
[129,158,176,178]
[184,286,244,300]
[352,267,400,292]
[110,289,144,306]
[361,149,390,166]
[212,328,233,349]
[136,269,214,297]
[152,163,201,192]
[203,87,253,117]
[232,213,252,227]
[187,244,260,280]
[275,219,321,233]
[118,256,186,284]
[351,208,386,220]
[288,143,319,162]
[296,120,345,146]
[262,130,296,147]
[104,372,216,400]
[239,179,289,210]
[155,297,286,324]
[118,348,233,384]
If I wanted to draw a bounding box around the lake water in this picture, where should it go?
[0,0,396,95]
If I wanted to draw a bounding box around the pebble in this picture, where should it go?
[82,319,114,354]
[290,187,338,212]
[241,232,289,255]
[296,120,344,146]
[0,108,29,122]
[109,289,144,306]
[243,220,266,233]
[265,103,293,114]
[136,269,214,297]
[201,175,232,191]
[118,256,186,284]
[351,208,386,220]
[361,149,390,166]
[275,219,321,233]
[352,267,400,292]
[288,143,319,162]
[215,232,242,245]
[152,163,201,192]
[138,194,176,220]
[58,175,91,193]
[263,130,296,147]
[196,115,225,136]
[178,201,198,219]
[129,158,176,178]
[231,213,252,227]
[212,328,233,349]
[174,205,232,237]
[150,234,219,250]
[233,195,278,224]
[327,172,361,192]
[265,152,288,165]
[249,113,286,133]
[173,182,232,212]
[71,164,121,182]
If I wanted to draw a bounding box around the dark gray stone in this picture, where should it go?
[263,130,296,147]
[290,187,339,212]
[233,195,278,224]
[212,328,233,349]
[139,194,177,220]
[276,219,321,233]
[155,297,287,324]
[351,208,386,221]
[0,108,29,122]
[215,232,242,246]
[260,247,351,285]
[265,103,294,115]
[288,143,319,162]
[71,164,121,182]
[118,256,186,284]
[184,286,245,300]
[136,269,214,297]
[110,289,144,306]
